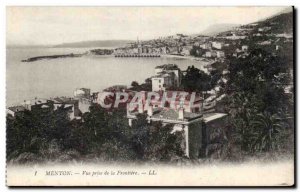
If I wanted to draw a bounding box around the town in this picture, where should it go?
[6,63,228,158]
[6,10,294,163]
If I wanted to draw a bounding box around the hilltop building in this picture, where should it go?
[126,91,227,159]
[212,41,224,50]
[6,106,27,117]
[127,92,204,158]
[50,97,81,120]
[151,64,182,91]
[74,88,92,114]
[22,98,54,112]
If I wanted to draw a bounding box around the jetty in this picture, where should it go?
[114,54,160,58]
[21,53,83,62]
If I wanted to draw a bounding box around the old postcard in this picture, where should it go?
[6,6,294,186]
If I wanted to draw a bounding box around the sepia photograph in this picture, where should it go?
[5,6,294,186]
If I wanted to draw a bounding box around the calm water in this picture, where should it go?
[6,48,208,106]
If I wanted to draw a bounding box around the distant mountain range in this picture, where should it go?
[7,40,135,49]
[199,23,240,36]
[8,8,292,49]
[53,40,135,48]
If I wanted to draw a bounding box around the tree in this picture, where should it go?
[131,81,139,87]
[227,48,290,114]
[189,46,205,57]
[181,65,216,92]
[226,48,293,154]
[250,112,286,152]
[130,114,185,161]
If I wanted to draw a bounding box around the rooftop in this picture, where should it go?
[154,108,202,121]
[203,113,227,123]
[127,108,203,122]
[8,105,27,112]
[25,98,49,105]
[151,71,175,78]
[51,97,78,104]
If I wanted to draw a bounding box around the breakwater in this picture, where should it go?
[114,54,160,58]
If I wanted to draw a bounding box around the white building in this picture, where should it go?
[205,51,217,58]
[126,93,227,159]
[212,41,224,50]
[216,50,225,58]
[6,106,27,117]
[152,64,182,91]
[242,45,249,51]
[22,98,53,111]
[200,42,212,50]
[151,73,174,92]
[74,88,90,99]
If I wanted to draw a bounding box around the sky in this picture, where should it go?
[6,6,290,46]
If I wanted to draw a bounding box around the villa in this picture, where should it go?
[151,64,182,91]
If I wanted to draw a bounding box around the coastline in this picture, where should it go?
[161,54,214,64]
[21,51,215,64]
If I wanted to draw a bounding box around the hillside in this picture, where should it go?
[199,23,240,36]
[255,11,293,34]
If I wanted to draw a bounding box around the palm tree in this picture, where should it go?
[250,112,285,152]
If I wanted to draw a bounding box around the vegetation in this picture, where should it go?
[189,46,206,57]
[129,79,152,91]
[181,65,221,92]
[6,105,184,164]
[7,11,294,164]
[225,47,293,155]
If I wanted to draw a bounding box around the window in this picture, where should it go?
[159,80,161,83]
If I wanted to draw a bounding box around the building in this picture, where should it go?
[6,106,27,117]
[74,88,91,99]
[181,46,192,56]
[258,27,271,32]
[212,41,224,50]
[151,73,175,91]
[205,51,217,58]
[223,33,246,40]
[241,45,249,51]
[152,64,182,91]
[200,42,212,50]
[50,97,80,120]
[126,93,227,159]
[22,98,54,112]
[127,95,203,158]
[202,113,228,157]
[216,50,225,58]
[74,88,91,114]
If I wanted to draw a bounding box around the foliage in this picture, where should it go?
[131,81,139,87]
[131,119,184,161]
[7,104,184,164]
[226,48,293,154]
[189,46,205,57]
[181,65,220,92]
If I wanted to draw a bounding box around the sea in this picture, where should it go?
[6,47,209,106]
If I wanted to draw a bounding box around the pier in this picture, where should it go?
[114,54,160,58]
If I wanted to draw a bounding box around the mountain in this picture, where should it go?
[255,10,293,34]
[253,7,293,24]
[199,23,240,36]
[6,44,52,48]
[54,40,135,48]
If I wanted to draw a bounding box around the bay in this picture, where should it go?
[6,47,208,106]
